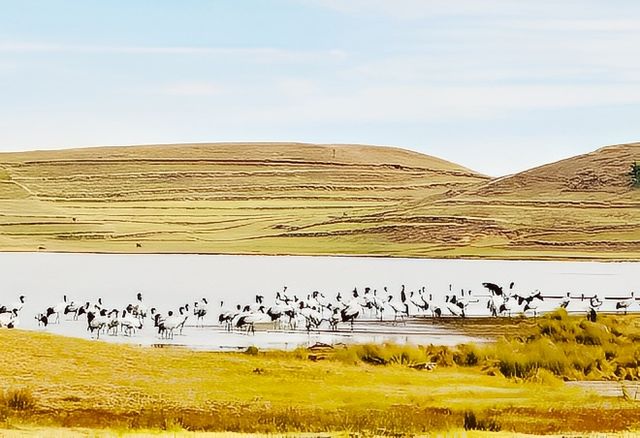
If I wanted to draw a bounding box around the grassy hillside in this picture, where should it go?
[407,142,640,259]
[0,141,637,259]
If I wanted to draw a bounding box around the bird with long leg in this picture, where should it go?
[606,292,635,315]
[386,285,409,322]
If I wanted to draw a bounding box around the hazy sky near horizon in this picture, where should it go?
[1,1,639,176]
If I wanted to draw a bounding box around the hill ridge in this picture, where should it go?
[0,142,486,177]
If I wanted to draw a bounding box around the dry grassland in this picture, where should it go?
[0,328,638,435]
[0,142,637,259]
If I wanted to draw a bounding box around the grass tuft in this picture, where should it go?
[1,387,36,411]
[463,410,501,432]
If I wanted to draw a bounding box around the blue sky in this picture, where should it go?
[1,0,639,176]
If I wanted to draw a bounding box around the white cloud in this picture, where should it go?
[0,42,348,62]
[0,61,18,73]
[161,82,223,97]
[234,83,640,125]
[275,78,318,97]
[510,18,640,32]
[302,0,585,19]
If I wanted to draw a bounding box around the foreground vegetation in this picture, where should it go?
[336,311,640,382]
[0,142,638,259]
[0,313,639,435]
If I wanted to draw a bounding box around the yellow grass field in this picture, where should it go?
[0,142,637,259]
[0,327,639,435]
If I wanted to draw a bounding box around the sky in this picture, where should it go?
[0,1,639,176]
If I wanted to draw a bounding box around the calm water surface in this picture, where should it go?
[0,253,637,350]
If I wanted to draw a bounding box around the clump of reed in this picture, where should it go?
[463,410,501,432]
[0,387,37,423]
[0,387,36,412]
[330,311,640,381]
[332,343,431,367]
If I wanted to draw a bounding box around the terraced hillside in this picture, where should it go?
[0,142,488,255]
[0,141,637,259]
[391,142,640,259]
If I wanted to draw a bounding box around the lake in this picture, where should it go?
[0,253,637,350]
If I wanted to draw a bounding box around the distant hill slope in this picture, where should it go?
[0,142,491,256]
[471,142,640,202]
[0,143,484,202]
[0,142,481,173]
[399,142,640,259]
[0,141,637,260]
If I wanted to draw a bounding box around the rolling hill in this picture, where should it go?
[0,141,637,260]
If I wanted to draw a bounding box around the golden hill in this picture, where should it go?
[403,142,640,259]
[472,142,640,202]
[0,142,487,255]
[0,141,637,259]
[0,142,484,202]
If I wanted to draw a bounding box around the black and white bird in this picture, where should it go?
[445,285,465,317]
[409,289,429,315]
[487,294,499,317]
[107,309,120,336]
[614,292,635,315]
[218,302,238,331]
[86,309,109,339]
[120,310,143,336]
[193,298,208,326]
[177,305,190,334]
[334,295,368,330]
[586,294,603,322]
[93,297,105,312]
[0,309,19,328]
[64,300,81,320]
[559,292,572,310]
[127,292,148,320]
[522,292,542,317]
[156,310,182,339]
[482,282,505,296]
[35,312,50,327]
[77,302,91,318]
[266,301,296,330]
[235,306,269,334]
[482,283,516,317]
[45,295,72,324]
[386,288,409,321]
[363,288,385,320]
[425,294,442,318]
[0,295,25,315]
[297,302,323,332]
[589,294,603,309]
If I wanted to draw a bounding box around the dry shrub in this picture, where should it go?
[332,343,429,368]
[526,368,563,386]
[472,311,640,381]
[463,410,501,432]
[423,345,456,367]
[0,388,36,411]
[453,344,484,366]
[329,312,640,382]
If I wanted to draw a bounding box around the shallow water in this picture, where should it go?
[0,253,637,350]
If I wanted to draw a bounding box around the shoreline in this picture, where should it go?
[0,249,640,263]
[2,249,640,263]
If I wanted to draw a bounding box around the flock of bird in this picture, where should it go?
[0,283,637,338]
